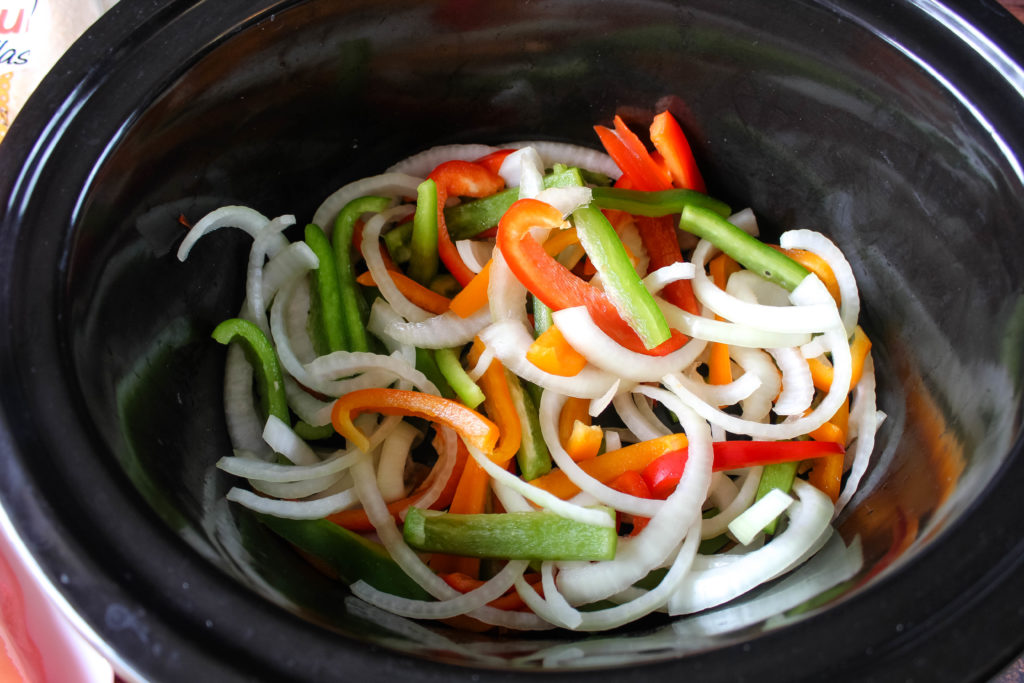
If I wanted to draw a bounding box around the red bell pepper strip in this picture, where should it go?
[649,111,706,192]
[473,149,515,174]
[642,440,846,499]
[428,160,506,287]
[331,388,500,455]
[636,215,700,315]
[608,470,652,536]
[594,115,672,192]
[496,198,686,356]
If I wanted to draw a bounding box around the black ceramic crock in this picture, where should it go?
[1,0,1024,681]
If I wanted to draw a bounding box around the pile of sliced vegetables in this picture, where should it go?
[178,110,883,632]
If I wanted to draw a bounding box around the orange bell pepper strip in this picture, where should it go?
[529,434,689,499]
[565,420,604,462]
[331,388,499,455]
[428,160,506,287]
[808,326,873,393]
[497,198,687,356]
[448,260,492,318]
[526,324,588,377]
[558,396,592,445]
[466,339,522,466]
[772,245,841,306]
[356,269,451,315]
[649,110,706,193]
[708,253,740,386]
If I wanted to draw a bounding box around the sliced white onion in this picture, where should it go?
[552,306,707,383]
[674,369,762,408]
[730,346,782,422]
[368,298,490,350]
[455,239,493,274]
[668,480,833,615]
[406,426,458,514]
[728,208,759,236]
[311,173,420,233]
[690,240,838,334]
[487,246,531,325]
[226,486,359,519]
[588,379,621,418]
[767,346,814,416]
[612,392,671,441]
[644,263,695,294]
[262,415,320,466]
[177,205,286,262]
[801,336,828,359]
[305,349,438,398]
[218,448,360,482]
[260,241,318,307]
[555,395,713,605]
[385,144,498,177]
[506,140,622,179]
[535,186,593,218]
[282,278,316,365]
[478,319,619,399]
[249,471,346,500]
[243,215,297,332]
[658,300,811,348]
[351,559,529,620]
[702,467,762,539]
[781,229,860,336]
[222,344,270,457]
[728,489,794,546]
[377,421,419,503]
[835,355,878,516]
[499,146,545,197]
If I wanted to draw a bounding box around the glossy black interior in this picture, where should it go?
[1,0,1024,681]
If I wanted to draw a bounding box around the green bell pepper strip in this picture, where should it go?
[755,460,800,535]
[504,369,552,481]
[332,195,393,352]
[531,293,553,338]
[382,222,413,263]
[304,223,345,354]
[293,420,336,441]
[572,204,673,349]
[434,347,485,409]
[257,514,431,600]
[591,186,731,218]
[403,507,617,561]
[407,179,439,285]
[211,318,289,423]
[415,347,456,401]
[445,166,586,240]
[679,206,811,292]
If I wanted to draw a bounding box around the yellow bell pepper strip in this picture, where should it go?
[565,421,604,462]
[305,223,345,354]
[497,199,686,356]
[529,434,689,499]
[427,160,506,287]
[572,203,673,349]
[504,370,552,481]
[808,325,873,392]
[257,514,431,600]
[680,205,811,292]
[444,166,587,240]
[649,110,706,192]
[403,507,617,562]
[211,318,289,423]
[332,195,392,352]
[434,347,485,409]
[526,324,588,377]
[448,260,491,319]
[355,269,452,315]
[558,396,592,445]
[331,388,499,455]
[328,439,469,532]
[407,178,440,286]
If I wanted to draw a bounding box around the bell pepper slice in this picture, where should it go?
[637,214,700,315]
[590,186,730,218]
[333,195,393,352]
[594,115,672,192]
[331,388,499,455]
[407,178,440,286]
[403,507,617,561]
[497,198,685,356]
[305,223,346,354]
[649,110,706,192]
[608,471,652,536]
[427,160,506,287]
[642,440,846,499]
[211,318,289,423]
[473,148,515,174]
[526,324,588,377]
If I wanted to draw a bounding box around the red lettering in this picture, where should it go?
[0,10,25,35]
